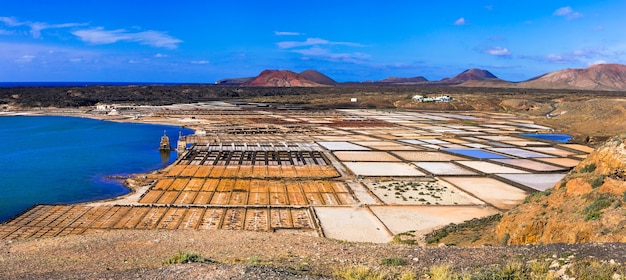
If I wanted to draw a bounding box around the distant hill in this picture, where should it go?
[243,70,329,87]
[214,77,254,85]
[519,64,626,91]
[378,76,428,84]
[213,64,626,91]
[298,70,337,86]
[442,68,499,84]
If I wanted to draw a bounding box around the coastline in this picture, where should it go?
[0,107,197,220]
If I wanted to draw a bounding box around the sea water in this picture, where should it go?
[0,116,193,222]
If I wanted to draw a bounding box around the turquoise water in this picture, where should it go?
[520,133,572,143]
[0,116,193,223]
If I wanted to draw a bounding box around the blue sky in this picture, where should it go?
[1,1,625,83]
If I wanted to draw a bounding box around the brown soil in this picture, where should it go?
[2,229,624,279]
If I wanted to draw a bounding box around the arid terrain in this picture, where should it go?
[1,82,626,279]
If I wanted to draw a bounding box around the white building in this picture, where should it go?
[412,95,451,103]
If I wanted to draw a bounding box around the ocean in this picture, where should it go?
[0,116,193,223]
[0,82,197,88]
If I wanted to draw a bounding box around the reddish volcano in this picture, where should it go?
[243,70,330,87]
[520,64,626,91]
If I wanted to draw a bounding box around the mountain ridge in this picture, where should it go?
[218,63,626,90]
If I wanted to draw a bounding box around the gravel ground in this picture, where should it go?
[1,229,624,279]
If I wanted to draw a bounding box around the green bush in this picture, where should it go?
[580,163,597,173]
[583,195,613,221]
[380,257,408,266]
[333,266,387,280]
[165,251,214,265]
[591,175,605,188]
[567,260,626,279]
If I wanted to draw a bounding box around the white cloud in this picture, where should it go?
[274,31,301,36]
[0,29,14,35]
[291,47,369,63]
[154,53,167,58]
[0,16,85,38]
[72,28,182,49]
[454,17,467,26]
[191,60,209,64]
[15,55,35,63]
[484,46,511,56]
[553,6,583,20]
[0,17,21,26]
[277,37,362,49]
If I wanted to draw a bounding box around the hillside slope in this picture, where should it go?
[520,64,626,91]
[243,70,327,87]
[496,133,626,244]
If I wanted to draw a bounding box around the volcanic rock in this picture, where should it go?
[243,70,328,87]
[444,68,499,83]
[379,76,428,84]
[298,70,337,86]
[520,63,626,91]
[496,133,626,244]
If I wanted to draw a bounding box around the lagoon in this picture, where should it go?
[0,116,192,222]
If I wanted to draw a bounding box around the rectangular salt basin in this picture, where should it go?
[443,177,528,210]
[364,179,484,205]
[536,157,581,168]
[478,135,524,141]
[496,173,566,191]
[333,151,401,162]
[352,141,418,150]
[559,144,594,153]
[421,139,450,145]
[513,123,553,131]
[487,148,554,158]
[370,206,499,235]
[525,147,576,157]
[491,159,568,172]
[401,139,428,145]
[502,141,551,147]
[443,149,509,159]
[392,151,468,161]
[317,141,370,151]
[456,161,529,174]
[414,162,477,175]
[314,206,392,243]
[343,162,426,177]
[463,143,492,149]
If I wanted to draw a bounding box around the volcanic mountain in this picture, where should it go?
[243,70,331,87]
[442,68,499,84]
[298,70,337,86]
[519,63,626,91]
[378,76,428,84]
[214,77,254,85]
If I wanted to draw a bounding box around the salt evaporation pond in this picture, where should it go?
[520,133,572,143]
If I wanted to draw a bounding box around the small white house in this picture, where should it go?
[350,98,358,103]
[95,103,113,111]
[435,95,451,102]
[412,95,451,103]
[411,95,424,102]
